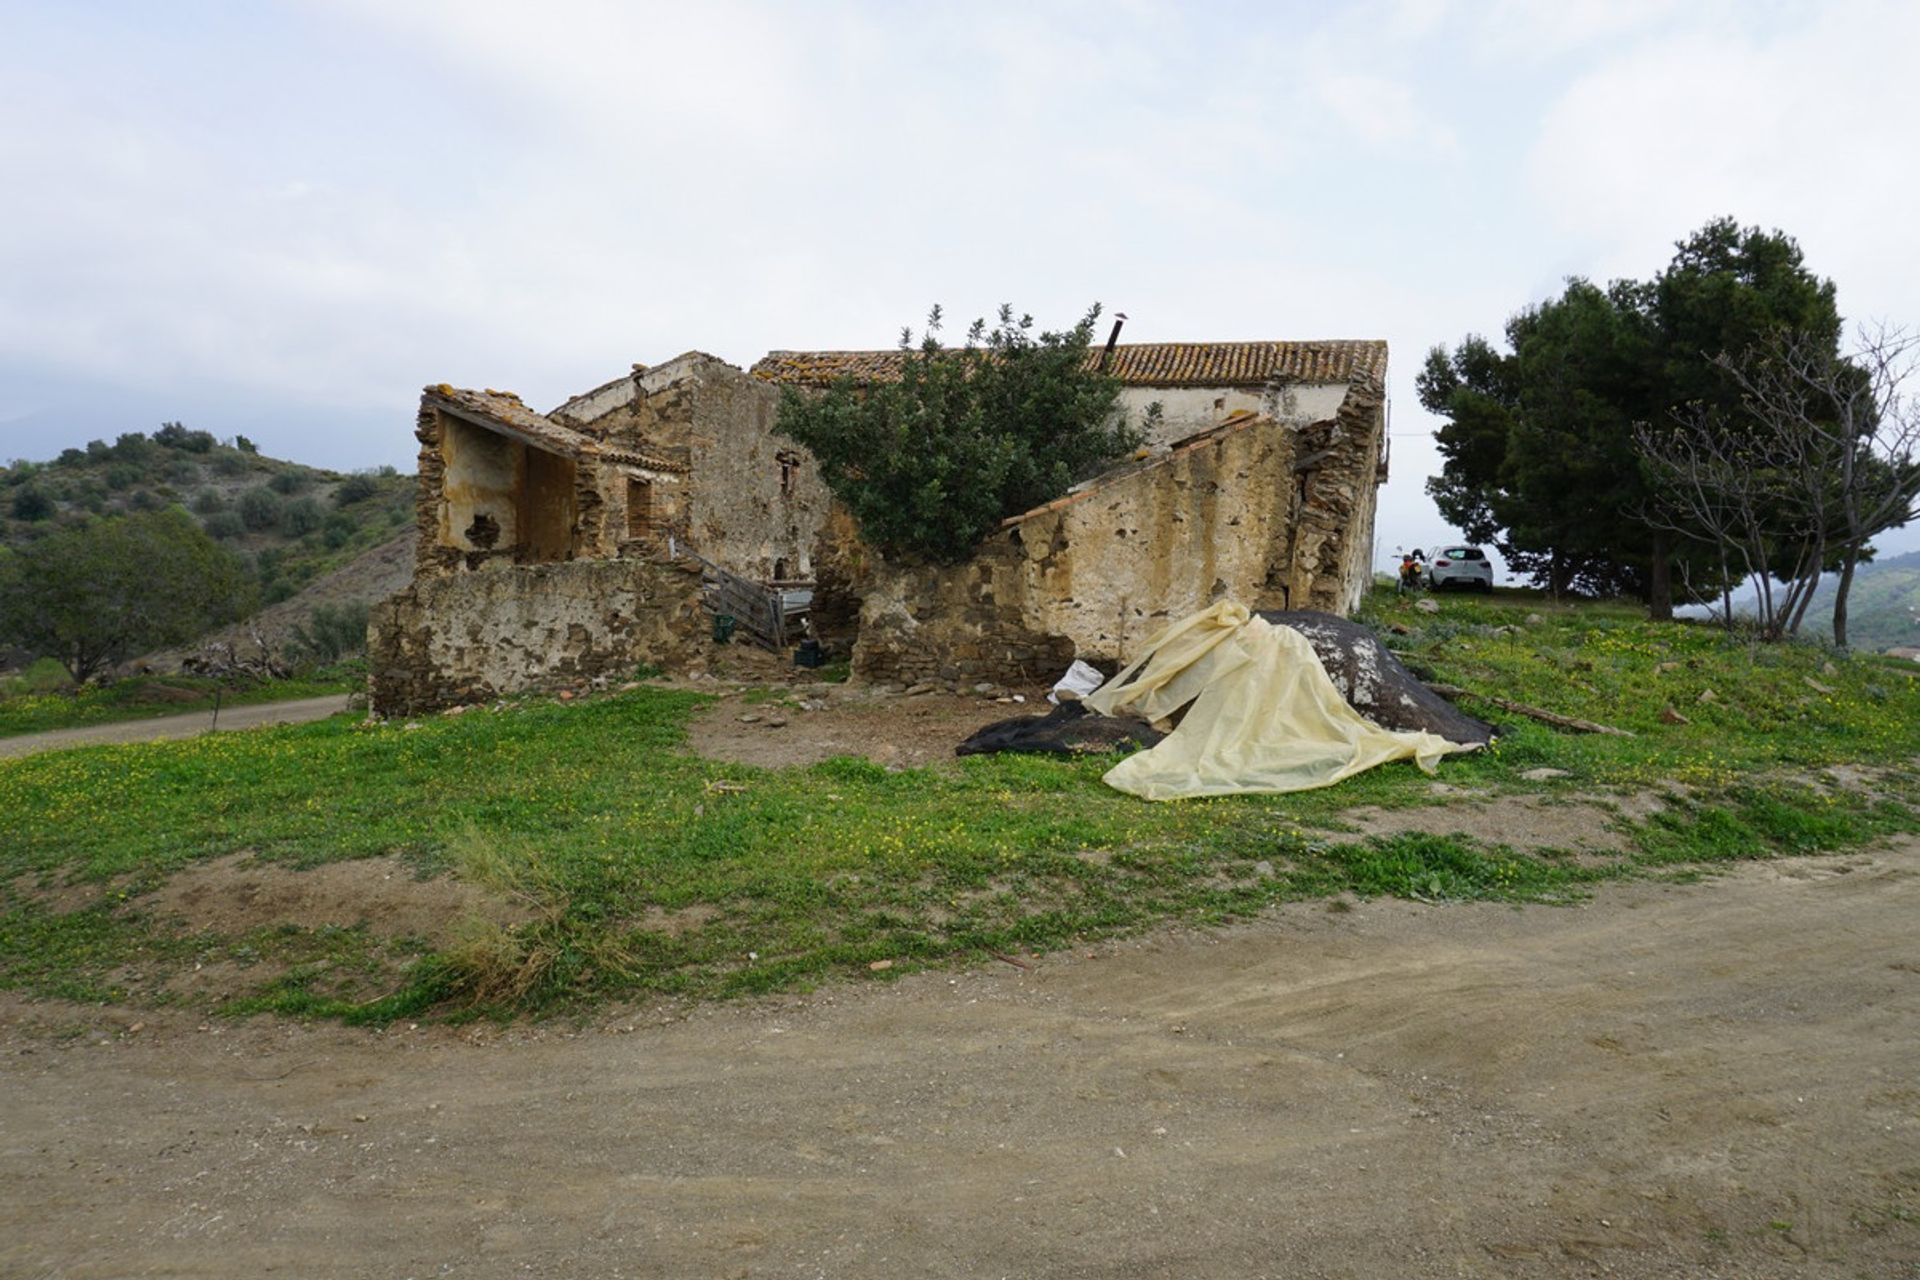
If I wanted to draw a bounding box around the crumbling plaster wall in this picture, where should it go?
[587,353,831,580]
[411,406,605,575]
[850,381,1386,686]
[687,360,830,580]
[368,558,706,716]
[438,415,523,559]
[1116,381,1350,447]
[852,415,1302,686]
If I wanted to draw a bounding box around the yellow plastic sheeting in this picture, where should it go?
[1083,601,1478,801]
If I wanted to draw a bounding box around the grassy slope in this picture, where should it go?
[3,589,1917,1022]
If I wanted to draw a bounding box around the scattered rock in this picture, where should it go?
[738,714,761,724]
[1660,705,1691,725]
[1696,688,1717,704]
[904,683,937,697]
[867,959,894,972]
[1520,767,1571,782]
[1415,598,1440,614]
[1804,677,1836,695]
[1252,860,1275,878]
[1525,613,1544,625]
[765,717,789,728]
[557,690,575,702]
[1655,661,1682,674]
[1821,660,1840,676]
[972,682,996,695]
[1011,694,1027,703]
[1389,622,1412,635]
[619,682,641,692]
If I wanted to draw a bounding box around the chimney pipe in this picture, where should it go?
[1099,313,1128,372]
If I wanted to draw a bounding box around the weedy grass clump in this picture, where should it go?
[4,587,1920,1021]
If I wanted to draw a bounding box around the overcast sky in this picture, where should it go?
[4,0,1918,569]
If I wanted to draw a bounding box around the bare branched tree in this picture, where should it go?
[1635,399,1836,639]
[1637,324,1920,645]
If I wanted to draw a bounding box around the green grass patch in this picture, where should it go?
[1358,586,1920,788]
[4,589,1920,1023]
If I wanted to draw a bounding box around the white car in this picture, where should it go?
[1425,545,1494,592]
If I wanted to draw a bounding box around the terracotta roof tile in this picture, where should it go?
[422,385,602,461]
[599,446,689,474]
[751,340,1385,390]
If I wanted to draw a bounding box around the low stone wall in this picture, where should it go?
[853,541,1078,687]
[369,558,706,716]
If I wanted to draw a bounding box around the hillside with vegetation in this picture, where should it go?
[0,427,415,731]
[1799,550,1920,653]
[0,424,411,614]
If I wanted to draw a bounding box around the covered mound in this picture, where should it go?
[954,610,1494,765]
[1257,610,1497,747]
[955,701,1165,758]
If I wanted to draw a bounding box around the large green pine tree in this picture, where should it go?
[1421,218,1845,614]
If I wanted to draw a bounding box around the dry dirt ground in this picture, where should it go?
[686,683,1049,771]
[5,841,1919,1279]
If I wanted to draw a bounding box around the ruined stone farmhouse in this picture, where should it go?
[369,339,1388,715]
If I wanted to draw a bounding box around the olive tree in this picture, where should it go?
[776,304,1154,563]
[0,508,254,682]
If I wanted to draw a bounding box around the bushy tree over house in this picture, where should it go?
[0,508,253,682]
[776,304,1154,563]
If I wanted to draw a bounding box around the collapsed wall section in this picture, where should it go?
[1283,375,1385,615]
[848,376,1387,686]
[368,558,706,716]
[850,411,1299,686]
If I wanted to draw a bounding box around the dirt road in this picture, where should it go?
[0,695,352,760]
[4,844,1918,1278]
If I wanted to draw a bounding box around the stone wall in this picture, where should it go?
[1281,376,1385,615]
[849,383,1386,686]
[368,558,707,716]
[588,353,831,581]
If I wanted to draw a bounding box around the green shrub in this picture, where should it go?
[333,473,379,506]
[203,511,245,540]
[268,470,309,495]
[9,487,53,522]
[288,601,372,665]
[153,422,215,453]
[280,495,325,536]
[238,487,282,531]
